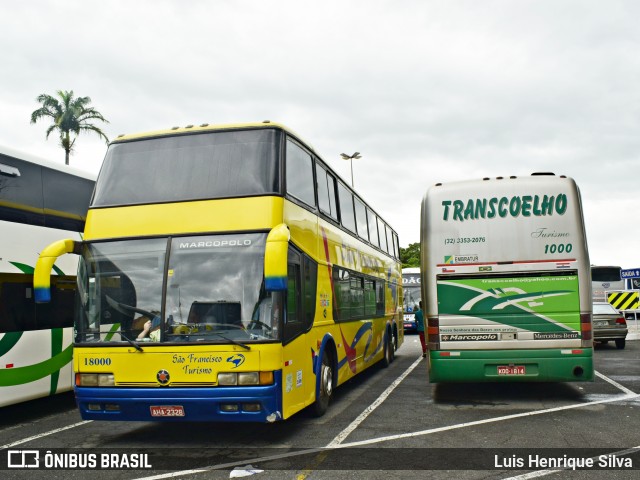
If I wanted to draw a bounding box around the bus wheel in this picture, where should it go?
[313,351,333,416]
[381,331,394,368]
[615,339,626,349]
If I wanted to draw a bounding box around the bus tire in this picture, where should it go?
[615,339,626,349]
[313,350,333,417]
[381,329,394,368]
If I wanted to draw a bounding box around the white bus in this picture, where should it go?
[421,173,593,382]
[0,146,95,406]
[591,265,624,303]
[402,267,421,332]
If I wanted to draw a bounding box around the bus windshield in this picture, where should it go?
[403,285,421,313]
[75,233,281,344]
[91,129,280,207]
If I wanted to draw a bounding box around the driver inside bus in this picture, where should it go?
[136,313,162,342]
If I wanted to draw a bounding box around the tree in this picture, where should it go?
[30,90,109,165]
[400,242,420,268]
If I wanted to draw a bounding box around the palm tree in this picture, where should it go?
[30,90,109,165]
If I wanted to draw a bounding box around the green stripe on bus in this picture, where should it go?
[52,265,65,276]
[437,278,580,332]
[8,262,34,274]
[8,261,65,276]
[49,328,64,395]
[0,331,24,357]
[0,344,73,387]
[104,323,121,341]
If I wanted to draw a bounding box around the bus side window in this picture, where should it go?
[316,164,339,222]
[333,268,349,321]
[0,279,36,332]
[37,278,75,329]
[283,247,317,344]
[364,279,376,316]
[286,140,315,208]
[376,281,385,316]
[354,198,369,242]
[367,209,379,248]
[378,218,389,253]
[303,256,317,326]
[337,183,356,233]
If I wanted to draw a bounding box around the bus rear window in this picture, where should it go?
[591,267,621,282]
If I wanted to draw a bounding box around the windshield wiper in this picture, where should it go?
[120,332,144,352]
[211,332,251,351]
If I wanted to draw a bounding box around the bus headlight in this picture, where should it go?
[217,373,237,385]
[238,372,259,385]
[217,372,274,386]
[76,373,115,387]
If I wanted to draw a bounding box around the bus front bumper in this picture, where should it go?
[75,371,283,422]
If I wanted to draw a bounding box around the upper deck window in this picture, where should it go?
[316,164,338,221]
[286,140,315,207]
[92,129,280,207]
[337,182,356,233]
[0,153,94,231]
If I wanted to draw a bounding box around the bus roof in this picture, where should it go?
[104,121,398,240]
[402,267,420,274]
[0,144,96,181]
[111,121,313,151]
[422,173,588,266]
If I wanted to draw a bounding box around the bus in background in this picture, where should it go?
[591,266,623,303]
[402,267,421,332]
[34,122,402,422]
[421,173,593,383]
[0,146,95,407]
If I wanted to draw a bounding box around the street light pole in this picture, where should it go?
[340,152,362,188]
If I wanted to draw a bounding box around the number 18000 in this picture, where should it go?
[544,243,572,254]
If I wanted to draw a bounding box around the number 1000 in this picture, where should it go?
[544,243,572,254]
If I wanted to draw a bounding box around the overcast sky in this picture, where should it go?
[1,0,639,268]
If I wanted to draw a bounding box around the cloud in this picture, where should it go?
[1,0,640,267]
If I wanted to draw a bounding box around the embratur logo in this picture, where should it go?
[227,354,245,368]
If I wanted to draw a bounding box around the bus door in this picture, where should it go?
[280,248,317,418]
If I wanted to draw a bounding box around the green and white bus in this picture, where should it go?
[421,173,593,383]
[0,146,95,406]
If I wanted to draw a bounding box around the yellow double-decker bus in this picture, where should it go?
[34,122,403,422]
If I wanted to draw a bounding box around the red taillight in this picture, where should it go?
[580,313,592,346]
[427,316,440,350]
[616,317,626,325]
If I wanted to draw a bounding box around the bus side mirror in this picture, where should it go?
[34,239,82,303]
[264,224,289,291]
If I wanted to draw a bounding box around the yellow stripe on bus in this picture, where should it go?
[84,197,285,240]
